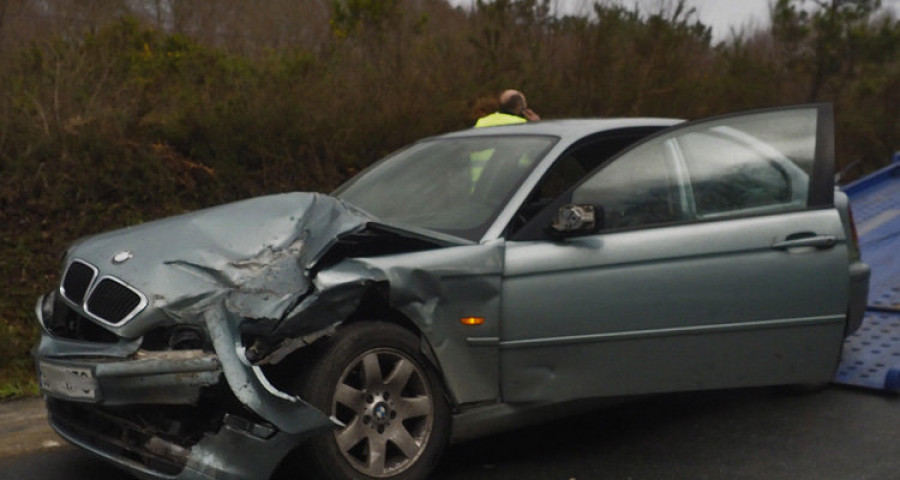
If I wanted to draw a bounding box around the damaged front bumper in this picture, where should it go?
[37,349,220,405]
[33,294,334,480]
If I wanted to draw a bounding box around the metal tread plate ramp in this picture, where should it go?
[835,154,900,391]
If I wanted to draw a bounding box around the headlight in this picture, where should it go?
[35,291,56,331]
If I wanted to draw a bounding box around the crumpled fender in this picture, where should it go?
[203,306,333,435]
[259,242,506,405]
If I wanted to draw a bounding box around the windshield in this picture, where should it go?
[335,135,556,241]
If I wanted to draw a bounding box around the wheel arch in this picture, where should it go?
[267,282,458,410]
[341,284,457,409]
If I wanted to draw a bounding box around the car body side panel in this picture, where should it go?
[500,209,851,402]
[333,242,505,405]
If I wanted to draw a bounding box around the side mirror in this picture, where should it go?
[550,204,602,236]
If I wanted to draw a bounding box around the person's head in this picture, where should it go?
[498,89,527,116]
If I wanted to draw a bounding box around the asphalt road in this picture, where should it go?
[2,385,899,479]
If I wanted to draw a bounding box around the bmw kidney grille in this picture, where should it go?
[60,260,147,325]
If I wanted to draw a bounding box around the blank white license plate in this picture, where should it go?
[39,362,98,401]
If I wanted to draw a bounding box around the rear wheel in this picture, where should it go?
[294,322,450,480]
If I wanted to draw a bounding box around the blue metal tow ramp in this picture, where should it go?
[834,153,900,391]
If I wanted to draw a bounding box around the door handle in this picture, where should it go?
[772,234,837,250]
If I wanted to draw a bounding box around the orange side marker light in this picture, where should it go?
[460,317,485,326]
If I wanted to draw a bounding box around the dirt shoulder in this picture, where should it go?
[0,397,64,458]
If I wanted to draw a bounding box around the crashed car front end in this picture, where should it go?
[32,192,426,480]
[34,318,319,480]
[33,130,556,480]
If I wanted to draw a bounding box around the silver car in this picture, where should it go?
[33,104,869,480]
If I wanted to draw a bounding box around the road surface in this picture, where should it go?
[2,385,899,479]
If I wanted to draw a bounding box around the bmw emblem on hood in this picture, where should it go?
[112,251,134,264]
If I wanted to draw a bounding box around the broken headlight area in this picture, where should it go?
[35,289,224,408]
[39,288,213,353]
[39,291,120,344]
[140,325,212,352]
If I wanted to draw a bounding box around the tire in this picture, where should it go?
[293,322,450,480]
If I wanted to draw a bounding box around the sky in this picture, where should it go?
[589,0,898,41]
[668,0,770,40]
[659,0,900,41]
[452,0,900,42]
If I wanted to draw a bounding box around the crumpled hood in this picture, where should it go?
[63,192,375,337]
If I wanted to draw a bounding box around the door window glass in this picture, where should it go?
[572,141,684,229]
[570,108,817,230]
[678,130,796,217]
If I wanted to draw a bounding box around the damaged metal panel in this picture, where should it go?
[245,238,506,405]
[203,306,333,435]
[49,186,507,414]
[41,189,500,439]
[319,242,506,405]
[57,193,373,337]
[46,397,306,480]
[35,193,384,471]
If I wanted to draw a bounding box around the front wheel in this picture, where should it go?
[293,322,450,480]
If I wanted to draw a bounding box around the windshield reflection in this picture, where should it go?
[336,136,556,241]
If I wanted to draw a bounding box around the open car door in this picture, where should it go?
[500,105,849,402]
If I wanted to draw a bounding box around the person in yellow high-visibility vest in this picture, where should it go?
[474,90,540,128]
[469,90,541,186]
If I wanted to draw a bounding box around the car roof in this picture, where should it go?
[438,117,685,142]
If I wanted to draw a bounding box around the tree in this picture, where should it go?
[772,0,885,101]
